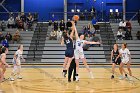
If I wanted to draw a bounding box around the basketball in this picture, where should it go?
[73,15,79,21]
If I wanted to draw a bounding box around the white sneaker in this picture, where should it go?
[75,76,79,81]
[17,76,22,79]
[89,72,94,79]
[119,75,124,80]
[10,77,15,81]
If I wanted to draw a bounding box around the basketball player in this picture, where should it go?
[10,45,25,81]
[61,22,75,77]
[74,24,100,81]
[110,44,121,79]
[0,47,10,82]
[119,43,132,80]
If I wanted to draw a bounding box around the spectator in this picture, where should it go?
[1,20,6,31]
[119,20,126,31]
[109,12,115,23]
[12,30,21,43]
[92,17,100,33]
[17,19,24,30]
[59,20,65,31]
[136,31,140,40]
[115,12,121,23]
[27,15,33,31]
[66,19,72,30]
[54,21,58,31]
[7,17,15,28]
[125,28,133,40]
[2,37,9,48]
[92,17,97,25]
[0,32,4,42]
[49,30,57,40]
[20,12,26,22]
[5,32,12,42]
[126,20,132,30]
[80,13,85,20]
[117,28,124,40]
[57,29,62,41]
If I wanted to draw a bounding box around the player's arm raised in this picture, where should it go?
[74,23,79,40]
[70,22,75,40]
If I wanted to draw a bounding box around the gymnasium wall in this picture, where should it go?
[0,0,140,21]
[24,0,64,21]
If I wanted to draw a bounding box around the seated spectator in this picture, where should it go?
[92,17,100,33]
[115,12,121,23]
[1,20,6,31]
[57,29,62,41]
[17,19,24,30]
[7,17,15,28]
[2,37,9,48]
[5,32,12,42]
[20,12,26,23]
[109,12,115,23]
[49,30,57,40]
[125,28,133,40]
[0,32,4,42]
[54,21,58,31]
[119,20,126,31]
[27,15,33,31]
[80,13,85,20]
[12,30,21,43]
[136,31,140,40]
[66,19,72,30]
[59,20,65,31]
[117,28,124,40]
[126,20,132,30]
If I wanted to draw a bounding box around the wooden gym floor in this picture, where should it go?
[0,65,140,93]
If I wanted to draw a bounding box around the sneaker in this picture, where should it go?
[10,78,15,81]
[68,79,71,82]
[125,74,128,78]
[75,74,79,81]
[17,76,22,79]
[119,75,124,80]
[89,72,94,79]
[111,75,114,79]
[62,70,67,78]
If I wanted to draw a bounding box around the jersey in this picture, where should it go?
[112,49,121,65]
[75,38,85,52]
[64,37,74,49]
[13,50,23,65]
[119,48,130,59]
[112,49,119,58]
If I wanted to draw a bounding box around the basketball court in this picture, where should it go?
[0,65,140,93]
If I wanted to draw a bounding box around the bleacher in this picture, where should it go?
[111,21,140,64]
[0,20,139,65]
[0,28,34,64]
[41,21,106,65]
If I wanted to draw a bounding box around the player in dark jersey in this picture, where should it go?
[61,21,75,77]
[110,44,121,79]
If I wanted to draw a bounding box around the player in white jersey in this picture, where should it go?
[10,45,25,81]
[74,24,100,81]
[119,43,132,80]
